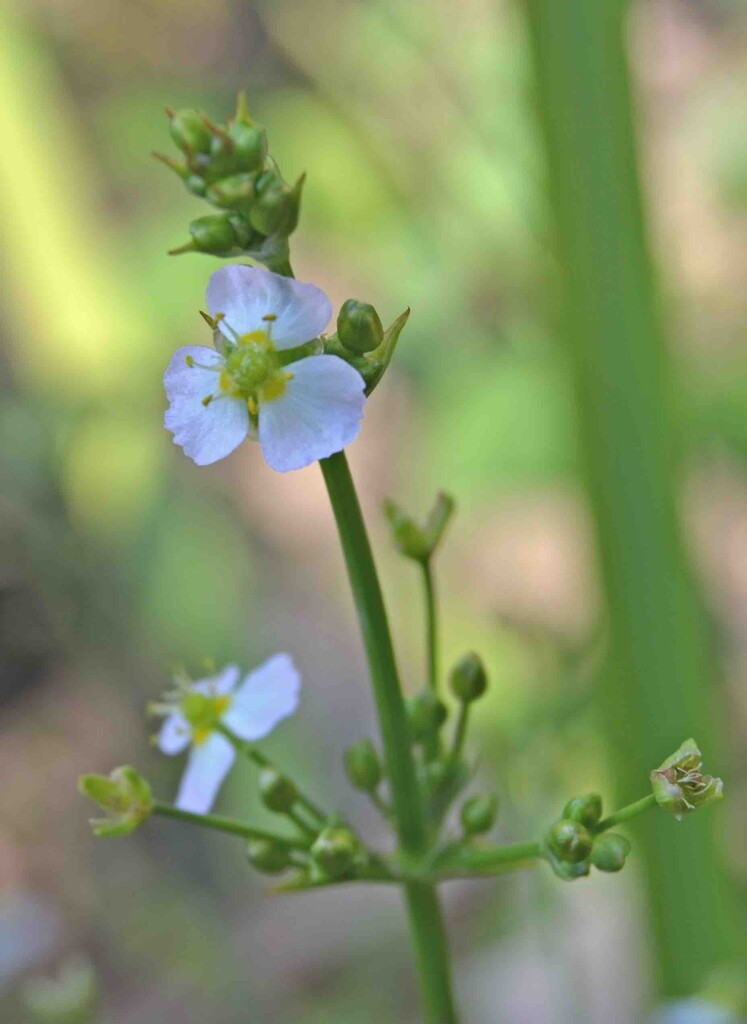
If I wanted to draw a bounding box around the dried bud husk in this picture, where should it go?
[449,652,488,703]
[460,794,499,835]
[650,738,724,820]
[258,769,299,813]
[562,793,603,829]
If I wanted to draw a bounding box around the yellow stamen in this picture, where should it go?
[261,371,293,404]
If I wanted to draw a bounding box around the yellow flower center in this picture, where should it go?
[182,691,232,746]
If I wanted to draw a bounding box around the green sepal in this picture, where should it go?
[590,832,630,873]
[324,308,410,395]
[78,765,152,838]
[310,826,366,881]
[562,793,603,829]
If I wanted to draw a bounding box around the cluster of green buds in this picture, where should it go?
[383,492,456,564]
[155,93,302,273]
[543,793,630,881]
[78,766,153,837]
[650,738,724,820]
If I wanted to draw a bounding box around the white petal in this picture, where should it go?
[258,355,365,472]
[175,731,235,814]
[206,265,332,351]
[158,712,192,755]
[222,653,301,741]
[164,345,249,465]
[192,664,241,698]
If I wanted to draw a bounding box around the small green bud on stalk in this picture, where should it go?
[591,833,630,873]
[343,739,383,792]
[460,794,499,835]
[547,819,593,864]
[204,129,239,182]
[406,690,448,742]
[229,121,268,172]
[310,826,360,880]
[382,499,431,561]
[171,214,239,256]
[650,738,724,820]
[78,765,152,837]
[167,107,212,154]
[258,768,299,813]
[449,652,488,703]
[206,172,256,211]
[562,793,603,829]
[247,838,293,875]
[337,299,384,354]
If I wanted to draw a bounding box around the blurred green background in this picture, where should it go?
[0,1,745,1022]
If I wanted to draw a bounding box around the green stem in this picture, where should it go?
[422,559,438,695]
[594,793,657,835]
[152,800,308,848]
[403,882,459,1024]
[449,702,469,766]
[320,451,459,1023]
[320,451,426,854]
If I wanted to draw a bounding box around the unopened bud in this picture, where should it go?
[78,765,152,837]
[449,652,488,703]
[168,107,212,155]
[547,819,593,864]
[344,739,383,792]
[229,121,268,172]
[650,738,724,820]
[337,299,384,354]
[562,793,603,829]
[591,833,630,873]
[382,499,431,561]
[258,769,298,813]
[246,838,293,875]
[206,172,256,211]
[310,826,360,880]
[183,214,239,255]
[407,691,448,742]
[203,129,239,182]
[461,794,499,835]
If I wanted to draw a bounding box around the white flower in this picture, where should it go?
[164,265,366,471]
[156,655,301,814]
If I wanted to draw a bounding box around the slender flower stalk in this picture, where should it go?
[152,800,310,848]
[422,560,438,695]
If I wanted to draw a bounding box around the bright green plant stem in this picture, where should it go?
[422,560,438,694]
[320,451,459,1024]
[152,800,308,848]
[593,794,656,834]
[522,0,734,994]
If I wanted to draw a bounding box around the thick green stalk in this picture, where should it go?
[522,0,734,994]
[320,451,459,1023]
[320,451,426,854]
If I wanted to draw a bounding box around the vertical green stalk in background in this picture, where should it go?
[522,0,736,997]
[320,452,459,1024]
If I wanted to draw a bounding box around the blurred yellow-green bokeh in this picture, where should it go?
[1,1,745,1022]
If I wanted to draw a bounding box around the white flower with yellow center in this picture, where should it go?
[156,656,300,814]
[164,265,366,471]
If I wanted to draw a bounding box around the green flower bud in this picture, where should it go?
[258,768,298,813]
[229,121,268,172]
[547,819,593,864]
[406,691,448,742]
[177,214,239,256]
[78,765,152,837]
[382,499,431,561]
[167,107,212,154]
[203,130,240,182]
[449,652,488,703]
[591,833,630,873]
[21,955,97,1024]
[562,793,603,829]
[650,738,724,820]
[343,739,383,792]
[246,838,293,875]
[460,794,499,835]
[206,172,256,211]
[310,826,360,880]
[337,299,384,355]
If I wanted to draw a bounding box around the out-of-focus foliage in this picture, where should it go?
[0,1,745,1023]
